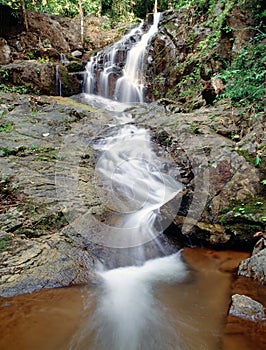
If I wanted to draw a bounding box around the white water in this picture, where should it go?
[84,25,141,97]
[115,12,161,102]
[93,253,187,350]
[93,123,182,248]
[84,13,161,102]
[56,65,62,96]
[70,253,188,350]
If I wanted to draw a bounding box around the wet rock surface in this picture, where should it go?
[0,92,116,297]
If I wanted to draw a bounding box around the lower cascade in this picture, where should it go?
[70,253,188,350]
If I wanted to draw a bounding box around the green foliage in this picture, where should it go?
[0,83,38,95]
[235,147,266,168]
[0,121,13,133]
[2,0,265,23]
[219,198,266,224]
[218,34,266,108]
[0,144,55,158]
[0,69,10,81]
[0,235,11,252]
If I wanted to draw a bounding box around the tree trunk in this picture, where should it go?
[78,0,84,45]
[20,0,28,32]
[154,0,158,13]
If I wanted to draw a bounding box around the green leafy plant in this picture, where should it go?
[217,34,266,109]
[0,69,10,81]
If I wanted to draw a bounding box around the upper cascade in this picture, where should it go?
[83,13,161,103]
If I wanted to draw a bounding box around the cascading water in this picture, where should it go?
[83,13,161,102]
[71,13,190,350]
[114,13,161,102]
[56,65,62,96]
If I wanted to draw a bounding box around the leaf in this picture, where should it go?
[255,156,261,166]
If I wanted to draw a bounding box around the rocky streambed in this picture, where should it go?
[0,92,265,347]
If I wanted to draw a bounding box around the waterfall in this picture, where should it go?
[55,65,62,96]
[114,13,161,102]
[83,13,161,102]
[70,13,190,350]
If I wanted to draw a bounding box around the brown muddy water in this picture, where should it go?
[0,248,257,350]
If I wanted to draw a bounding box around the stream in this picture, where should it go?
[0,12,256,350]
[0,249,249,350]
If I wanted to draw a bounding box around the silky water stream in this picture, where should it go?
[0,13,251,350]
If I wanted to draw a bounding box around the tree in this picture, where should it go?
[20,0,29,31]
[154,0,158,13]
[78,0,84,44]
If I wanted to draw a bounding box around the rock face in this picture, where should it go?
[0,6,124,96]
[133,101,265,248]
[145,5,259,104]
[0,60,82,96]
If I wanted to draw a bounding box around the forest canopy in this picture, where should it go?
[1,1,265,23]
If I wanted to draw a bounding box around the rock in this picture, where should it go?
[133,102,264,248]
[0,92,118,297]
[0,235,97,297]
[71,50,83,58]
[0,60,56,95]
[66,61,85,72]
[229,294,265,322]
[145,6,260,104]
[238,248,266,283]
[201,78,225,105]
[228,5,257,54]
[201,80,217,105]
[196,222,231,244]
[0,38,11,64]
